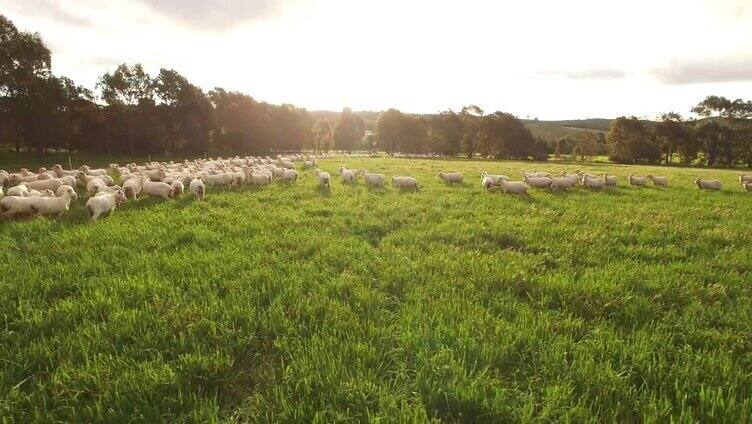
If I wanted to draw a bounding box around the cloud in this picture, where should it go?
[5,0,96,29]
[134,0,285,30]
[652,54,752,84]
[539,68,627,80]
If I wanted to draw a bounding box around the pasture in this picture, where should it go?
[1,157,751,422]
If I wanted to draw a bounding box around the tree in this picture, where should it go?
[695,120,736,167]
[653,112,694,165]
[555,136,574,157]
[333,108,365,152]
[427,110,463,156]
[311,119,333,152]
[573,131,599,161]
[154,68,211,154]
[477,111,539,160]
[375,108,404,154]
[607,117,659,164]
[460,105,483,157]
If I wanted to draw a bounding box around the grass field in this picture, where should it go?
[2,157,752,422]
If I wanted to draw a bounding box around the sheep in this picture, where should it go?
[281,161,295,169]
[96,184,123,195]
[141,177,174,199]
[438,172,464,184]
[561,172,581,183]
[498,179,527,195]
[171,180,184,196]
[25,178,63,192]
[28,189,55,197]
[79,165,108,176]
[523,175,552,189]
[582,175,606,189]
[0,195,37,218]
[7,184,29,197]
[248,172,272,186]
[146,168,165,181]
[51,164,80,177]
[281,169,299,183]
[628,175,647,187]
[0,186,3,199]
[122,178,143,200]
[0,170,9,186]
[740,174,752,184]
[231,172,245,187]
[480,171,510,186]
[37,172,54,180]
[86,190,127,222]
[391,176,419,190]
[522,170,551,179]
[86,179,107,196]
[272,167,286,179]
[28,185,78,217]
[340,166,358,184]
[121,173,141,182]
[361,170,385,187]
[315,169,331,188]
[303,159,317,169]
[603,174,618,187]
[549,177,577,191]
[57,176,77,187]
[481,176,496,190]
[742,181,752,192]
[11,173,41,183]
[203,172,235,187]
[189,178,205,200]
[647,174,668,187]
[695,179,722,191]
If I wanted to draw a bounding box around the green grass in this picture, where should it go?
[2,157,752,422]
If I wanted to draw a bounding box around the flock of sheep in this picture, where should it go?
[0,154,751,222]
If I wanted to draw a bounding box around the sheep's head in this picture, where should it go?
[115,190,127,205]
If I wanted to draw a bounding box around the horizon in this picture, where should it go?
[5,0,752,120]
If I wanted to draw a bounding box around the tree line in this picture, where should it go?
[2,14,751,168]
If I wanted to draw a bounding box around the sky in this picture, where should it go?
[4,0,752,120]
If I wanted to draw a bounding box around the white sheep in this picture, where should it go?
[80,165,108,176]
[647,174,668,187]
[361,170,385,187]
[203,172,234,187]
[142,177,174,199]
[339,166,358,184]
[28,185,78,217]
[481,176,495,190]
[523,176,552,189]
[742,181,752,192]
[522,170,551,179]
[391,176,419,190]
[480,171,510,186]
[739,174,752,184]
[498,179,527,194]
[582,175,606,189]
[7,184,29,197]
[96,184,123,195]
[122,179,143,200]
[561,172,581,183]
[281,169,299,183]
[86,190,127,222]
[695,179,722,191]
[0,195,36,218]
[603,174,618,187]
[51,164,80,177]
[628,175,647,187]
[438,172,464,184]
[146,168,165,181]
[248,172,272,186]
[171,180,184,196]
[28,189,55,197]
[25,178,63,192]
[86,179,107,196]
[189,178,205,200]
[315,169,331,188]
[0,170,9,186]
[549,177,577,190]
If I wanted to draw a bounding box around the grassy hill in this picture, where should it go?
[2,156,751,421]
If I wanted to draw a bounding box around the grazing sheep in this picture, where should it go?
[522,170,551,179]
[315,169,331,188]
[25,179,63,192]
[603,174,618,187]
[391,176,419,190]
[549,177,577,190]
[481,176,496,190]
[204,172,235,187]
[189,178,205,200]
[742,181,752,192]
[86,190,127,222]
[122,179,143,200]
[739,174,752,184]
[96,184,123,195]
[272,167,286,179]
[28,189,55,197]
[628,175,647,187]
[695,179,722,191]
[0,170,9,186]
[340,166,358,184]
[582,175,606,189]
[0,195,36,218]
[0,186,3,198]
[647,174,668,187]
[86,179,107,196]
[79,165,108,176]
[438,172,464,184]
[171,180,184,196]
[7,184,29,197]
[361,170,385,187]
[281,169,299,183]
[498,179,527,195]
[481,171,510,185]
[51,164,80,177]
[37,172,54,180]
[523,176,552,189]
[146,168,165,182]
[281,161,295,169]
[28,186,78,217]
[142,177,174,199]
[561,172,581,183]
[248,172,272,186]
